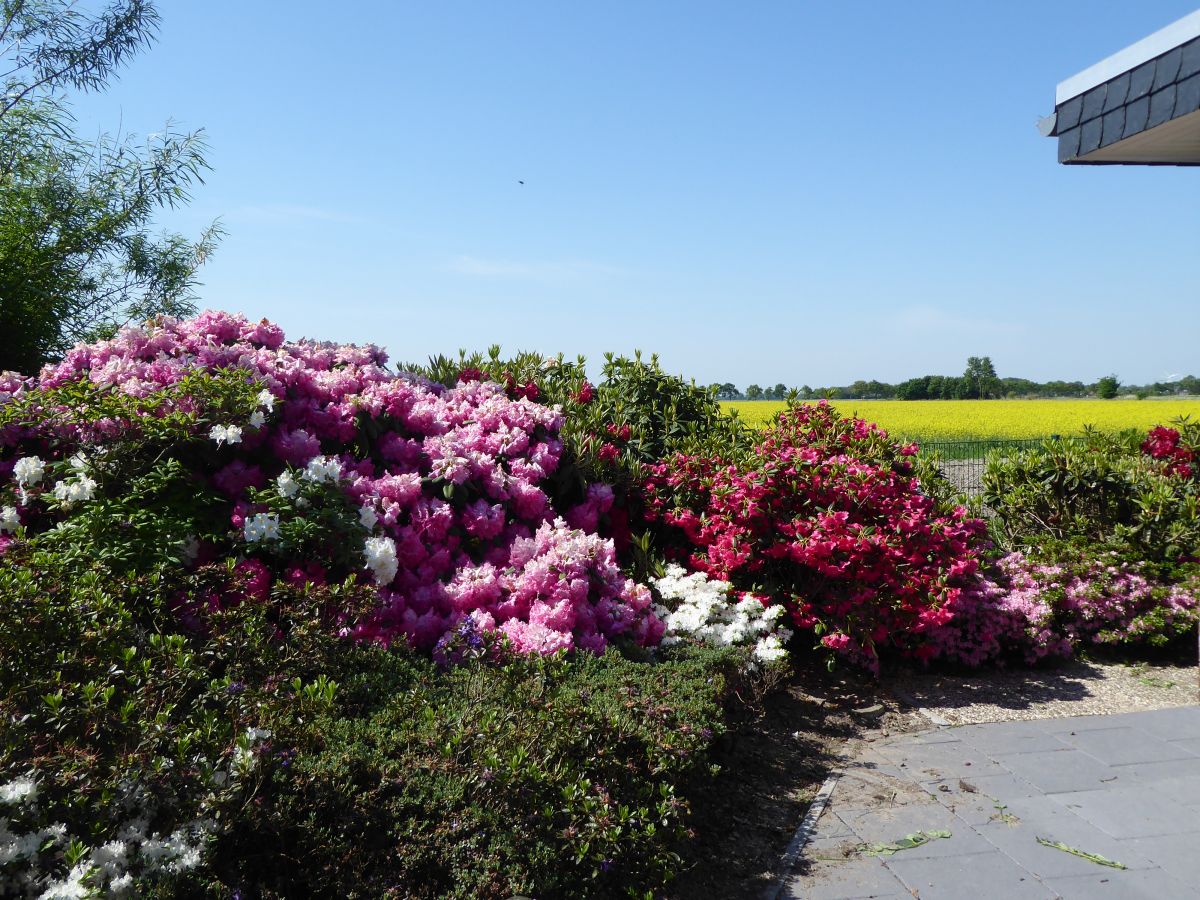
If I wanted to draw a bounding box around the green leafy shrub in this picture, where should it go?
[983,426,1200,562]
[199,645,741,900]
[1,539,745,898]
[0,542,383,897]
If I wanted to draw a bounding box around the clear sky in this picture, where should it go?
[70,1,1199,387]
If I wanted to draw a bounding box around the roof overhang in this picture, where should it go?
[1042,10,1200,165]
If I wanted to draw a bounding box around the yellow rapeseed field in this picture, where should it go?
[724,399,1200,441]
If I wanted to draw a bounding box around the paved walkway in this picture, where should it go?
[781,706,1200,899]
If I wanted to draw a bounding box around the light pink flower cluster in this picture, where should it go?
[1,311,662,656]
[928,551,1199,665]
[358,519,663,655]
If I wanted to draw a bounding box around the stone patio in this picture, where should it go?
[780,706,1200,899]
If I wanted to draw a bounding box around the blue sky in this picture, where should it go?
[70,1,1199,387]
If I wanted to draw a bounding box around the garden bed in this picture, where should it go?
[666,661,928,899]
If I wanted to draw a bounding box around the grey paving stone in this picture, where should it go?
[1120,830,1200,886]
[919,773,1041,826]
[885,850,1057,900]
[836,803,993,859]
[1043,866,1197,899]
[1000,747,1118,794]
[878,728,962,747]
[975,809,1157,879]
[1054,726,1199,767]
[952,722,1073,757]
[1051,785,1198,839]
[1169,736,1200,756]
[875,741,1010,780]
[783,855,910,899]
[810,808,856,841]
[1133,706,1200,742]
[833,766,934,812]
[1038,713,1132,734]
[1120,758,1200,807]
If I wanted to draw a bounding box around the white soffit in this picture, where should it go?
[1056,8,1200,104]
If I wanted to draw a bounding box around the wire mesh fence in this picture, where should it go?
[916,438,1058,500]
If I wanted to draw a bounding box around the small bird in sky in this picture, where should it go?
[518,180,524,185]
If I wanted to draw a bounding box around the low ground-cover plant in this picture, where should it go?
[0,541,745,898]
[0,545,381,898]
[200,643,742,899]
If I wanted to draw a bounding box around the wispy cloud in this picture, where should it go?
[229,204,367,225]
[888,304,1026,337]
[449,256,622,282]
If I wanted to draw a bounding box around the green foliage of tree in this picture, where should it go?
[0,0,219,374]
[963,355,999,399]
[1096,374,1121,400]
[744,383,762,400]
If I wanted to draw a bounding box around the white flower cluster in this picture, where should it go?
[0,725,274,897]
[301,455,341,484]
[0,506,20,534]
[51,475,97,507]
[12,457,44,488]
[358,504,378,530]
[232,727,273,774]
[0,777,37,807]
[652,565,792,667]
[364,535,398,585]
[276,471,300,498]
[243,512,281,543]
[208,424,242,446]
[249,390,275,429]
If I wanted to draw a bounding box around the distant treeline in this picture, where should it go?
[714,358,1200,401]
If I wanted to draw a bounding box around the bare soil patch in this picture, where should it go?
[886,657,1199,726]
[666,662,927,899]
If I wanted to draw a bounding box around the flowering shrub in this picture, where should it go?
[644,401,990,670]
[652,564,791,668]
[1141,424,1197,480]
[408,347,752,579]
[984,423,1200,561]
[929,547,1199,665]
[0,311,662,656]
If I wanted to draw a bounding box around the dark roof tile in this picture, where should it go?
[1103,72,1131,111]
[1129,60,1157,101]
[1124,95,1150,134]
[1057,95,1083,130]
[1180,38,1200,80]
[1100,107,1126,146]
[1153,46,1183,90]
[1079,116,1103,154]
[1176,71,1200,117]
[1081,83,1108,122]
[1148,84,1178,129]
[1058,125,1081,162]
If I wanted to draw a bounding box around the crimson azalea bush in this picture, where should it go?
[0,311,663,656]
[642,401,991,671]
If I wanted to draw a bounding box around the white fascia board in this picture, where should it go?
[1056,8,1200,105]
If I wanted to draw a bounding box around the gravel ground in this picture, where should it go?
[885,658,1199,725]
